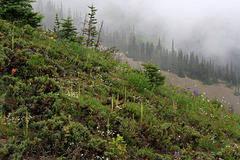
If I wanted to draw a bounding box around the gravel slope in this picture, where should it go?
[115,52,240,114]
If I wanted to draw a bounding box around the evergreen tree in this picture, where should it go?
[203,60,210,82]
[217,66,223,81]
[145,41,150,61]
[54,13,60,33]
[212,71,219,83]
[230,62,237,85]
[140,42,145,60]
[163,48,169,70]
[128,29,138,58]
[153,41,160,65]
[177,50,183,67]
[177,50,185,77]
[119,29,127,52]
[189,52,195,74]
[112,30,120,47]
[169,43,177,71]
[84,5,98,47]
[0,0,43,27]
[142,63,166,87]
[225,63,230,82]
[183,54,188,70]
[60,17,78,41]
[149,42,154,61]
[195,55,200,76]
[156,38,162,52]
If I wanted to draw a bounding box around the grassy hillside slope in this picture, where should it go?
[0,19,240,159]
[116,53,240,114]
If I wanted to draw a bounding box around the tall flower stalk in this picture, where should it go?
[25,110,29,140]
[125,87,127,103]
[78,83,81,101]
[112,94,114,111]
[141,103,143,123]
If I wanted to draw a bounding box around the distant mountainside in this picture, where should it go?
[116,52,240,115]
[33,0,240,91]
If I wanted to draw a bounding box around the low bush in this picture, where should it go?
[126,72,150,92]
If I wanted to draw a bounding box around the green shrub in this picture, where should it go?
[0,136,41,159]
[105,134,129,159]
[134,146,165,159]
[31,113,105,158]
[63,122,91,148]
[31,113,72,153]
[23,24,35,35]
[171,145,181,152]
[126,72,150,92]
[1,75,60,115]
[198,136,217,152]
[142,63,165,87]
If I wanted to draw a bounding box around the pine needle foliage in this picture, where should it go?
[142,63,166,87]
[0,0,43,28]
[83,5,98,47]
[54,13,60,33]
[60,17,78,41]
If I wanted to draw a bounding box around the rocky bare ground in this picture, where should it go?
[115,52,240,114]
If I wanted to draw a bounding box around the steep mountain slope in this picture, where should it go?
[0,19,240,159]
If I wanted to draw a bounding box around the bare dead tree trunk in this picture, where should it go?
[95,20,104,49]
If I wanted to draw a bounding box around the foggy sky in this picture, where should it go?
[43,0,240,63]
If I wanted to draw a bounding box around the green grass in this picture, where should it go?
[0,19,240,159]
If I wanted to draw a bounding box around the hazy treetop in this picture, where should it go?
[43,0,240,63]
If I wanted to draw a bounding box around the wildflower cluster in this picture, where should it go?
[193,89,199,97]
[174,151,180,156]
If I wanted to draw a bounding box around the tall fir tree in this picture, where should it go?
[156,38,162,52]
[149,42,154,61]
[117,29,127,52]
[128,30,138,58]
[225,63,229,82]
[140,42,145,59]
[189,52,195,74]
[0,0,43,27]
[145,41,150,61]
[60,17,78,41]
[54,13,60,33]
[84,5,98,47]
[230,62,237,85]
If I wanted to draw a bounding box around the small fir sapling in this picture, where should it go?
[60,17,78,41]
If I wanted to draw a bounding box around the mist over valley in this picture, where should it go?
[35,0,240,64]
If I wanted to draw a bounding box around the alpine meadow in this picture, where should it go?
[0,0,240,159]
